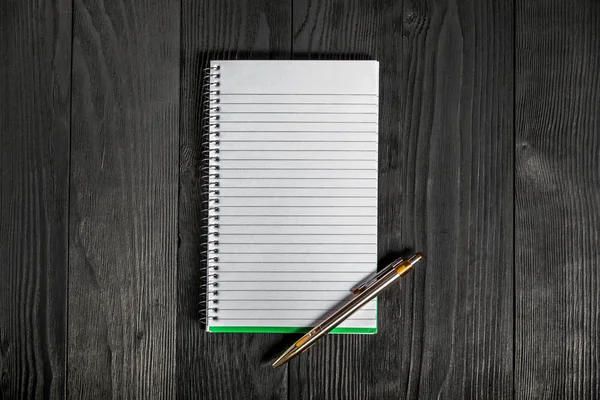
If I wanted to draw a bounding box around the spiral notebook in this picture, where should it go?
[204,60,379,333]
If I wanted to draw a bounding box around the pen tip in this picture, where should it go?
[272,353,292,368]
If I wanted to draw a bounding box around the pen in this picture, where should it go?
[272,252,424,368]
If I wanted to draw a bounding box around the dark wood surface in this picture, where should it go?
[515,0,600,398]
[67,0,180,397]
[0,0,598,398]
[0,1,72,398]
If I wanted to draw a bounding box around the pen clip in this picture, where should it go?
[351,257,405,294]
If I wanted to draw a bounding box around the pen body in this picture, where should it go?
[272,253,423,367]
[299,257,408,351]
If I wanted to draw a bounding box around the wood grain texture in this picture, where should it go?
[177,1,291,399]
[515,0,600,397]
[290,0,514,398]
[0,1,72,398]
[67,0,180,397]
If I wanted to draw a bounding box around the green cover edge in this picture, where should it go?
[208,326,377,334]
[209,296,378,334]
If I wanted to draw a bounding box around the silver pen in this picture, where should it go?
[272,252,424,367]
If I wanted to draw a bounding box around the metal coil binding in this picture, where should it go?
[200,64,220,326]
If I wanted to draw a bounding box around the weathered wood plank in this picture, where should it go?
[0,1,72,398]
[515,0,600,397]
[67,0,180,397]
[290,0,514,398]
[177,1,291,399]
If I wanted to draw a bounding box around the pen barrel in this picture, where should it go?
[273,253,423,367]
[302,263,407,348]
[302,253,423,349]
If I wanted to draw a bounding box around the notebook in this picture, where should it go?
[203,60,379,334]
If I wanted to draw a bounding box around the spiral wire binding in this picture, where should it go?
[199,64,221,326]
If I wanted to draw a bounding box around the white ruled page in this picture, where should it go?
[207,60,379,332]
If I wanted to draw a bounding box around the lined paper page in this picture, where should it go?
[207,60,379,331]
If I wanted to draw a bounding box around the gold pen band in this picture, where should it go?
[395,259,416,276]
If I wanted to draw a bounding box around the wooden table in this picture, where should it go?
[1,0,599,398]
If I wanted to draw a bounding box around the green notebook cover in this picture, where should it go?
[208,326,377,334]
[208,297,378,334]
